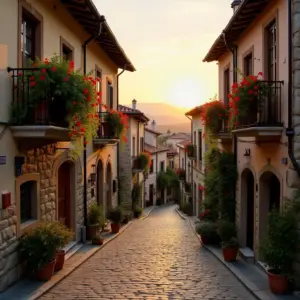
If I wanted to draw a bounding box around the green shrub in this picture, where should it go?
[88,202,103,225]
[218,220,237,242]
[107,206,123,224]
[195,221,218,240]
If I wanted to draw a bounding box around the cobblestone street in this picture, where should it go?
[41,205,255,300]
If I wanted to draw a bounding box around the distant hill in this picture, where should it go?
[123,102,190,133]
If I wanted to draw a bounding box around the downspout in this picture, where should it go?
[286,0,300,176]
[117,66,127,205]
[82,16,105,231]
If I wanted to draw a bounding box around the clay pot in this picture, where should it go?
[111,223,120,234]
[87,224,100,240]
[35,259,56,281]
[200,236,210,245]
[92,238,104,245]
[55,250,65,271]
[222,247,238,262]
[267,270,289,294]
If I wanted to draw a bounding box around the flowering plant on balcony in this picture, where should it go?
[11,55,101,146]
[137,152,151,170]
[104,109,128,140]
[176,168,185,180]
[201,100,227,133]
[228,72,267,128]
[185,144,195,157]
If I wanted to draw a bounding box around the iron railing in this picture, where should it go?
[132,156,143,170]
[237,80,284,128]
[8,67,68,127]
[96,111,118,139]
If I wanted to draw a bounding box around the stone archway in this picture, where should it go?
[240,168,255,250]
[106,162,112,212]
[97,159,104,210]
[259,171,281,246]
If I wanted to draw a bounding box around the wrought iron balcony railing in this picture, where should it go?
[237,80,283,128]
[8,67,68,128]
[132,156,143,171]
[96,111,119,139]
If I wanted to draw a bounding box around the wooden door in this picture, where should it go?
[149,184,154,205]
[58,162,71,229]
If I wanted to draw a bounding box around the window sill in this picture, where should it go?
[20,219,39,236]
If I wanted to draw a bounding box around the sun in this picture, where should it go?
[168,79,202,108]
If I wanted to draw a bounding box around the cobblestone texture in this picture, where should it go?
[41,205,255,300]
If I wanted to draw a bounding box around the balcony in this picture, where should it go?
[186,144,197,160]
[215,121,232,143]
[132,156,144,173]
[93,112,119,146]
[232,81,284,142]
[8,67,70,143]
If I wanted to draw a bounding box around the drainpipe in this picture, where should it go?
[117,66,127,205]
[82,16,105,232]
[286,0,300,176]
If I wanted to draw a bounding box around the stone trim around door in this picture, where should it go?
[15,172,41,237]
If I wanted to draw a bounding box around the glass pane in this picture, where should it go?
[26,38,32,54]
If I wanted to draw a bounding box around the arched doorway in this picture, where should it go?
[58,162,72,229]
[241,168,255,250]
[97,160,104,209]
[259,171,280,245]
[106,162,112,212]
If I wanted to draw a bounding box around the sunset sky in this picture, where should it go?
[95,0,233,109]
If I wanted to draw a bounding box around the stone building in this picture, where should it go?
[118,100,149,209]
[203,0,292,263]
[0,0,134,291]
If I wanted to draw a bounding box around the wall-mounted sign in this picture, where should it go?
[0,156,6,165]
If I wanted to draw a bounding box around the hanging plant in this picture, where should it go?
[228,72,268,128]
[11,55,101,148]
[201,100,227,133]
[186,144,195,157]
[137,152,151,170]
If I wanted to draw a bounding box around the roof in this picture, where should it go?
[167,148,178,156]
[176,139,191,149]
[145,127,161,136]
[185,106,203,116]
[167,133,191,140]
[61,0,135,71]
[144,143,170,154]
[203,0,270,62]
[118,105,149,123]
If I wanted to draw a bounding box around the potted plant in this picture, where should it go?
[51,222,73,272]
[136,152,151,171]
[107,206,124,233]
[133,206,143,218]
[103,110,126,138]
[176,168,186,180]
[218,220,239,262]
[92,232,104,246]
[195,221,219,245]
[19,222,60,281]
[186,144,196,158]
[87,203,103,240]
[260,204,299,294]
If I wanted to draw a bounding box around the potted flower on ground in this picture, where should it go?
[107,206,124,234]
[87,203,103,240]
[260,204,298,294]
[51,221,73,272]
[133,206,143,218]
[19,222,60,281]
[92,232,104,245]
[195,221,219,245]
[218,220,239,262]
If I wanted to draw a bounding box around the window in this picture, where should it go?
[160,161,165,172]
[21,17,36,67]
[198,131,202,162]
[20,180,37,223]
[244,52,253,76]
[60,37,74,62]
[224,68,230,106]
[140,137,144,152]
[107,81,113,109]
[266,20,277,81]
[95,67,102,113]
[132,137,136,156]
[150,159,154,173]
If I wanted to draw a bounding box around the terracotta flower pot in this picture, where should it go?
[55,250,65,271]
[222,247,238,262]
[87,224,100,240]
[92,238,104,245]
[111,223,120,234]
[35,259,56,281]
[200,236,210,245]
[267,270,289,294]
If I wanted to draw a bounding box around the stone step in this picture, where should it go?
[238,247,255,264]
[63,242,84,261]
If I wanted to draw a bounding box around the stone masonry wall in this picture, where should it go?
[119,138,132,211]
[289,0,300,287]
[0,145,83,292]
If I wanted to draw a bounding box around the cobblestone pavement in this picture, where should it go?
[41,205,256,300]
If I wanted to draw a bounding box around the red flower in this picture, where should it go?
[64,77,69,82]
[51,66,57,72]
[41,68,47,74]
[30,81,36,87]
[40,75,45,81]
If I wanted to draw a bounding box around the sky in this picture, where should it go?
[94,0,233,109]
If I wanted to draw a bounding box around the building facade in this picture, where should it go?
[118,100,149,209]
[203,0,289,261]
[0,0,134,291]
